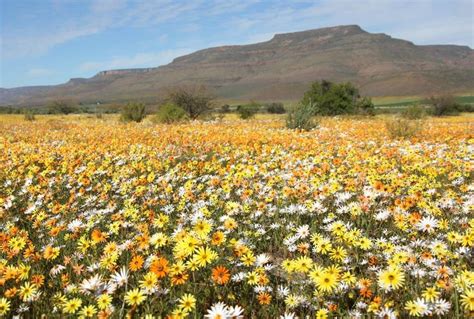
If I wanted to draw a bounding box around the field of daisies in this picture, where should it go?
[0,115,473,318]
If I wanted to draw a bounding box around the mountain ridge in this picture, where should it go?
[2,25,473,105]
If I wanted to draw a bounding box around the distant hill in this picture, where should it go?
[1,25,473,106]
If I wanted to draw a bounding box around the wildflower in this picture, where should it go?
[129,255,144,272]
[257,292,272,305]
[378,267,405,291]
[139,272,158,292]
[150,257,169,278]
[63,298,82,314]
[19,282,38,301]
[212,265,230,284]
[0,298,11,316]
[125,288,146,306]
[179,293,196,312]
[79,305,98,318]
[422,287,440,302]
[204,302,231,319]
[314,270,338,293]
[460,289,474,311]
[96,294,112,310]
[193,246,217,267]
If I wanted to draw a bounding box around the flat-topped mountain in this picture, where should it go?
[1,25,473,105]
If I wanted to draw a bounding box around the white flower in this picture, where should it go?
[80,274,103,294]
[110,266,128,287]
[417,216,438,233]
[280,312,298,319]
[295,225,309,239]
[432,298,450,315]
[204,302,231,319]
[255,253,271,266]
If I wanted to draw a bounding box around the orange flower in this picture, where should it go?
[171,272,189,285]
[212,266,230,285]
[150,257,169,278]
[129,255,144,272]
[31,274,45,287]
[211,231,225,246]
[257,292,272,305]
[91,229,107,243]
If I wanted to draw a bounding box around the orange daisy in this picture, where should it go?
[211,266,230,285]
[129,255,144,272]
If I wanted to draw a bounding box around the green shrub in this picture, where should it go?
[300,80,374,116]
[355,97,375,116]
[266,102,286,114]
[120,102,146,122]
[24,110,36,121]
[153,102,187,124]
[237,102,259,119]
[402,104,426,119]
[286,103,319,131]
[427,95,461,116]
[384,117,420,139]
[47,100,78,114]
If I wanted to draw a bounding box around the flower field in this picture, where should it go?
[0,115,473,318]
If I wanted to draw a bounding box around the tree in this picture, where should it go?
[168,85,215,119]
[47,99,78,114]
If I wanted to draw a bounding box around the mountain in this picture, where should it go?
[1,25,473,106]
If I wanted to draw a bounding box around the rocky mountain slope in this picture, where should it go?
[2,25,473,105]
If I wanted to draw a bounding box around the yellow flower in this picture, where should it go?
[63,298,82,314]
[316,308,329,319]
[378,267,405,291]
[79,305,97,318]
[422,287,440,303]
[329,246,347,262]
[460,289,474,311]
[97,294,112,310]
[314,270,338,293]
[20,282,38,301]
[192,246,217,267]
[139,272,158,291]
[404,300,423,317]
[125,288,146,306]
[178,293,196,312]
[0,298,11,316]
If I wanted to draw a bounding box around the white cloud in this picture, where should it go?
[3,0,472,62]
[79,49,194,72]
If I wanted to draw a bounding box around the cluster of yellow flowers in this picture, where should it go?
[0,116,473,318]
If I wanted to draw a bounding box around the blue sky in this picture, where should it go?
[1,0,472,88]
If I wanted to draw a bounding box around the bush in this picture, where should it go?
[47,100,78,114]
[237,102,259,119]
[153,102,187,124]
[24,110,36,121]
[286,103,319,131]
[220,104,231,113]
[427,95,461,116]
[355,97,375,116]
[120,102,146,122]
[266,102,286,114]
[402,104,426,119]
[300,80,374,116]
[384,117,420,139]
[169,85,214,119]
